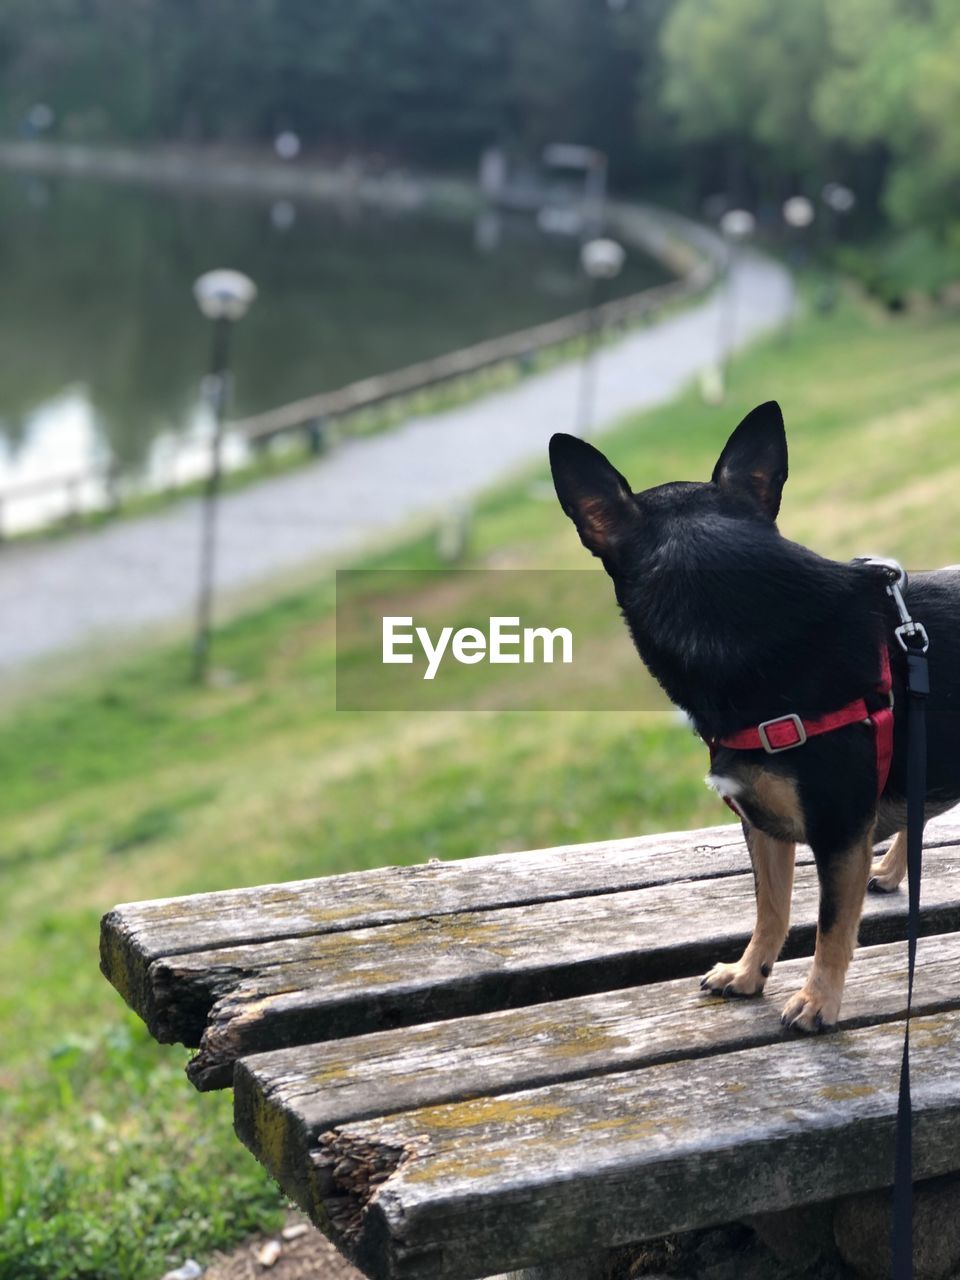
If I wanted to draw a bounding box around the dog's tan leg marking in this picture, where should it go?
[869,830,907,894]
[701,830,796,997]
[781,830,873,1032]
[750,770,805,839]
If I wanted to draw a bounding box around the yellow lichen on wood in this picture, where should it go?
[309,1062,352,1086]
[99,925,136,1008]
[581,1115,683,1139]
[818,1084,876,1101]
[912,1016,950,1032]
[403,1147,514,1185]
[247,1089,290,1178]
[542,1022,632,1058]
[415,1095,571,1131]
[337,966,407,987]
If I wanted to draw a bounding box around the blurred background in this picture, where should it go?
[2,2,960,1277]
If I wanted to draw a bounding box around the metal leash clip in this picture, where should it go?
[855,555,929,653]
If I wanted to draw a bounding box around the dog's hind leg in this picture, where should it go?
[701,828,796,998]
[781,828,874,1032]
[868,829,907,894]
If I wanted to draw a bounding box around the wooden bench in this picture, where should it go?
[99,813,960,1280]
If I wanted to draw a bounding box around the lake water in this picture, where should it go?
[0,172,667,531]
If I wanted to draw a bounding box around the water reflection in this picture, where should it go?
[0,171,666,522]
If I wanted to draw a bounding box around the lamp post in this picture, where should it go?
[822,182,856,218]
[782,195,816,250]
[190,269,257,684]
[576,237,625,436]
[781,196,815,338]
[709,208,755,401]
[819,183,856,312]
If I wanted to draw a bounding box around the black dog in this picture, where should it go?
[550,402,960,1031]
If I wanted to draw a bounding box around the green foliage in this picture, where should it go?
[661,0,829,163]
[837,227,960,308]
[0,1019,282,1280]
[814,0,960,229]
[659,0,960,260]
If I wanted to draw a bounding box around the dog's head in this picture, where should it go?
[549,402,790,689]
[549,400,788,574]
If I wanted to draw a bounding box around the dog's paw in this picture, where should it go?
[868,835,907,895]
[700,959,768,998]
[780,985,840,1033]
[867,872,901,895]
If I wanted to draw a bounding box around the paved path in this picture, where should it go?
[0,241,792,674]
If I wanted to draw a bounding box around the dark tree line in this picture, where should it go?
[0,1,665,181]
[1,0,959,241]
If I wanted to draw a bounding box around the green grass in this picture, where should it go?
[4,286,960,1279]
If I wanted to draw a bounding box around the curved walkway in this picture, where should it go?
[0,233,792,675]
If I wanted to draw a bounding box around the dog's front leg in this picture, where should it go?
[781,828,874,1032]
[701,828,796,997]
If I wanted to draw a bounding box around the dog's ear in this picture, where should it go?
[712,401,788,520]
[549,433,637,559]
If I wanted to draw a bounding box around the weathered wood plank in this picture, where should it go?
[233,933,960,1215]
[101,824,752,961]
[295,1008,960,1280]
[98,810,960,1028]
[100,824,749,1025]
[176,842,960,1087]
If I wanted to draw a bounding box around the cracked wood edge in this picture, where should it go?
[176,843,960,1085]
[232,932,960,1219]
[301,1008,960,1280]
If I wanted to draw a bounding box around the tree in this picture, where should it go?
[658,0,831,197]
[814,0,960,229]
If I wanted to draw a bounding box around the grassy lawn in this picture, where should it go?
[3,288,960,1279]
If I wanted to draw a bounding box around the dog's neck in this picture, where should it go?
[614,524,887,739]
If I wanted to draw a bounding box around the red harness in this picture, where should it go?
[707,646,894,801]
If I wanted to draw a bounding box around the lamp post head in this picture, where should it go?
[719,208,756,241]
[822,182,856,215]
[193,270,258,322]
[783,196,815,229]
[580,237,625,281]
[26,102,55,132]
[274,131,301,161]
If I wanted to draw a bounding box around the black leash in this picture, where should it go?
[881,567,929,1280]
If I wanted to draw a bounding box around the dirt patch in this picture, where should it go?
[196,1210,863,1280]
[201,1213,363,1280]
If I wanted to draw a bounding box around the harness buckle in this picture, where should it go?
[895,620,930,653]
[757,713,807,753]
